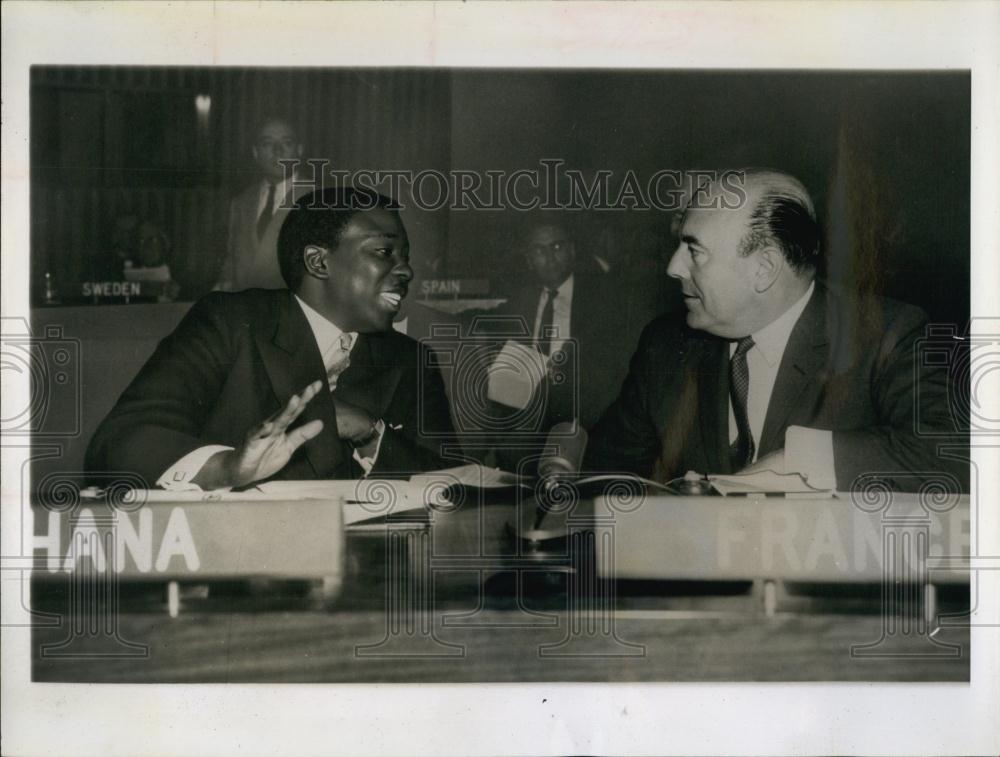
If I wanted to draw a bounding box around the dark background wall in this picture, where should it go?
[30,67,451,299]
[446,69,970,326]
[31,67,969,327]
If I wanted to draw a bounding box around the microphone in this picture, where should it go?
[531,423,589,535]
[537,422,588,491]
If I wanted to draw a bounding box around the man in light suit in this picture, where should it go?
[87,188,455,489]
[216,117,311,292]
[586,169,967,493]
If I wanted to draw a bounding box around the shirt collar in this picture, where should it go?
[262,173,296,199]
[750,280,815,367]
[294,295,357,356]
[548,273,574,299]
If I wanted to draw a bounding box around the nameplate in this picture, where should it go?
[32,498,344,580]
[418,278,490,297]
[81,281,145,297]
[594,494,970,584]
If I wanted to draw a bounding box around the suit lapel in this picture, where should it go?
[243,182,264,234]
[335,333,404,420]
[569,274,597,345]
[696,336,731,474]
[256,293,346,477]
[239,182,260,222]
[509,285,543,343]
[759,285,830,456]
[263,183,306,240]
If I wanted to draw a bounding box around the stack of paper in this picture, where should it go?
[255,479,440,525]
[114,464,531,528]
[707,470,833,497]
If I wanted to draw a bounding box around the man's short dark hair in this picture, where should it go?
[277,187,399,291]
[519,210,574,245]
[737,171,821,274]
[254,115,300,142]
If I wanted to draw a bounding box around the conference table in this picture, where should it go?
[31,484,971,683]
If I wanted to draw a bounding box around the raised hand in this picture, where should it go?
[192,380,325,489]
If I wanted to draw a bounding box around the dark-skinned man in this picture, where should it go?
[86,187,455,490]
[466,214,641,474]
[492,217,638,430]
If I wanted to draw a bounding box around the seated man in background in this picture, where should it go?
[491,215,646,425]
[215,116,311,292]
[467,214,645,472]
[86,187,455,490]
[122,220,181,303]
[586,169,968,493]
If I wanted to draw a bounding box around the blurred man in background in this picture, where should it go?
[492,216,637,430]
[464,214,647,473]
[216,116,310,291]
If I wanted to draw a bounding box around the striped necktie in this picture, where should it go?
[324,333,354,391]
[537,288,557,355]
[729,336,755,470]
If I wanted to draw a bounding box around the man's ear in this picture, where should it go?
[302,245,330,280]
[295,143,304,159]
[753,245,784,293]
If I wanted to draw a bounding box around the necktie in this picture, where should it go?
[729,336,755,470]
[324,333,353,391]
[257,183,277,241]
[537,288,557,355]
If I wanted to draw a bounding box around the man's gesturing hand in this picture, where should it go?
[192,380,325,490]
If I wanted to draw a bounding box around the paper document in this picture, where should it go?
[113,483,426,526]
[708,470,833,496]
[115,487,338,504]
[410,463,528,490]
[111,467,525,527]
[486,340,548,410]
[255,479,442,525]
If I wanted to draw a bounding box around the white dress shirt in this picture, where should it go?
[726,281,836,488]
[296,295,359,382]
[256,174,297,219]
[532,274,574,356]
[157,296,384,491]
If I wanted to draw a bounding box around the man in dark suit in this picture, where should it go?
[493,218,644,430]
[586,169,967,493]
[86,188,455,490]
[461,216,646,473]
[215,116,311,292]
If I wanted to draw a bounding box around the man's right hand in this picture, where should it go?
[191,380,325,490]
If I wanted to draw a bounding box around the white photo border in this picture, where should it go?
[2,2,998,755]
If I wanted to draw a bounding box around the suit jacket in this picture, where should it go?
[585,283,968,492]
[85,289,456,487]
[217,180,311,291]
